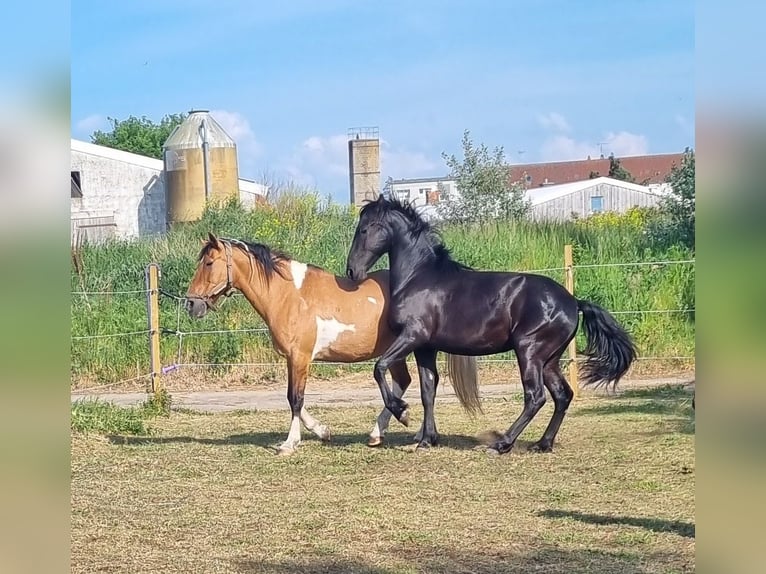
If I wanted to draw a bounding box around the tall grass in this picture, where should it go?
[71,195,694,387]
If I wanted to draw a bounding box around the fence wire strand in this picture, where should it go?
[72,329,151,341]
[72,256,696,387]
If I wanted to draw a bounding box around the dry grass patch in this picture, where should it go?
[72,386,695,573]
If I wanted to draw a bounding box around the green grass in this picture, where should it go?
[71,195,695,387]
[71,389,172,434]
[70,387,695,573]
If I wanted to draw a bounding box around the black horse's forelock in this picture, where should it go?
[361,195,471,272]
[198,238,291,282]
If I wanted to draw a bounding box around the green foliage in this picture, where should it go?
[659,147,695,250]
[71,195,694,386]
[71,390,172,434]
[438,130,530,222]
[607,154,636,182]
[91,113,187,159]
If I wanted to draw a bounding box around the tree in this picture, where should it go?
[438,130,530,222]
[661,147,695,249]
[91,113,187,159]
[607,153,636,182]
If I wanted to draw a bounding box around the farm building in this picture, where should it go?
[525,176,666,221]
[71,138,267,244]
[388,175,666,221]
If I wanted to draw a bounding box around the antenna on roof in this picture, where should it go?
[597,142,608,159]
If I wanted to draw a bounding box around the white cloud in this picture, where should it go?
[537,112,571,133]
[380,138,440,179]
[74,114,107,136]
[209,109,262,177]
[278,133,441,195]
[540,130,649,162]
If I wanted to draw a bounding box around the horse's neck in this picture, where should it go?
[388,233,434,293]
[235,260,293,325]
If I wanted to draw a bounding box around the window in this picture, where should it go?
[418,187,430,195]
[590,195,604,213]
[395,188,411,202]
[71,171,83,198]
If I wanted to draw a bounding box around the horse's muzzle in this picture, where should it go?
[346,265,366,282]
[186,297,208,319]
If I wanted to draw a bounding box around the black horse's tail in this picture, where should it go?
[577,299,637,390]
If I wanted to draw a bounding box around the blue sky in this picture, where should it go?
[71,0,694,203]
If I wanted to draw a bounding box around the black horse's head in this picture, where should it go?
[345,196,394,282]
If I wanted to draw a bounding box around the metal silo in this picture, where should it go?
[163,110,240,223]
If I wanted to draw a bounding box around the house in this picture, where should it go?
[387,174,666,222]
[509,152,683,189]
[71,139,268,244]
[386,176,455,208]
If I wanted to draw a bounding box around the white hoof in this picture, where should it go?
[316,425,331,442]
[368,435,384,447]
[276,444,298,456]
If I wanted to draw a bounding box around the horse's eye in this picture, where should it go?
[361,228,367,235]
[205,261,213,267]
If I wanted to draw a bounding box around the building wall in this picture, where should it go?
[348,138,381,207]
[70,140,268,243]
[530,182,663,221]
[389,179,454,207]
[71,149,166,241]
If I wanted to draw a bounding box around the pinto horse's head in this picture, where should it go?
[185,232,235,318]
[346,196,394,282]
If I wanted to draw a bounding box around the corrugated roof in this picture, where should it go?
[163,110,236,150]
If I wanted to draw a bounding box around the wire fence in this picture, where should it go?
[71,256,696,392]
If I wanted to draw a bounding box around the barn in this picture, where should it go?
[526,176,667,221]
[71,138,268,245]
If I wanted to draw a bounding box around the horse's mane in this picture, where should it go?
[198,238,294,283]
[360,196,472,272]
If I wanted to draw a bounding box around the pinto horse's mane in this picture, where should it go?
[198,237,294,283]
[360,196,472,272]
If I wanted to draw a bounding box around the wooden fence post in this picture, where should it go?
[564,244,579,398]
[145,263,163,397]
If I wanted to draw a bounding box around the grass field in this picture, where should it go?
[71,385,695,573]
[71,196,695,388]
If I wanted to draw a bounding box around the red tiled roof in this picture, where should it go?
[509,153,684,188]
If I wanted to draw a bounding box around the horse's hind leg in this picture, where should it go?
[530,359,574,453]
[368,359,412,447]
[489,345,546,455]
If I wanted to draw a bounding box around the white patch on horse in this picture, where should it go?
[290,260,308,289]
[312,316,356,360]
[279,415,302,452]
[367,297,377,304]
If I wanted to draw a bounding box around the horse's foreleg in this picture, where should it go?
[300,406,331,442]
[414,348,440,449]
[369,359,412,447]
[277,355,310,456]
[373,334,420,426]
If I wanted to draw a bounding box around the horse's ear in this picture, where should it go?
[207,232,220,247]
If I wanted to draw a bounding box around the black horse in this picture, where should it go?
[345,196,637,454]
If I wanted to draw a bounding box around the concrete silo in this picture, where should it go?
[163,110,240,223]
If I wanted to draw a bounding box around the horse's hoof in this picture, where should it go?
[486,447,501,457]
[399,409,410,427]
[415,441,433,451]
[276,446,296,457]
[318,426,332,442]
[528,441,553,453]
[367,436,384,447]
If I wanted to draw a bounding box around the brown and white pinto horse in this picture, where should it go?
[184,233,479,456]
